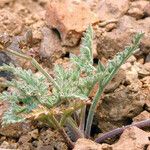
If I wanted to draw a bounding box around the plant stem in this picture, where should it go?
[79,86,96,135]
[84,36,142,138]
[50,114,74,149]
[6,48,60,90]
[66,117,84,141]
[79,106,86,133]
[85,87,103,137]
[60,102,85,126]
[95,119,150,143]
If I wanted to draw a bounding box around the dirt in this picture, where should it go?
[0,0,149,150]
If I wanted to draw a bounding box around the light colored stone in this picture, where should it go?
[0,9,23,35]
[144,2,150,17]
[46,0,100,46]
[97,84,145,132]
[39,27,63,67]
[74,127,150,150]
[73,138,112,150]
[0,0,14,8]
[128,0,149,19]
[97,0,129,21]
[112,127,150,150]
[28,129,39,139]
[96,16,150,59]
[133,111,150,122]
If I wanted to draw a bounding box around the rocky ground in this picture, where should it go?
[0,0,150,149]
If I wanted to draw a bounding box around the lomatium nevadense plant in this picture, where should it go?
[0,26,143,148]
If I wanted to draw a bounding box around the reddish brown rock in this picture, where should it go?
[46,0,100,46]
[112,127,150,150]
[97,0,129,21]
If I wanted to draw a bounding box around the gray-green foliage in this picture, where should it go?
[0,26,143,129]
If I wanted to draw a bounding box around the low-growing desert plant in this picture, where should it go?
[0,26,145,148]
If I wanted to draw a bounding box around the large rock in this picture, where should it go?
[97,85,145,132]
[97,0,129,21]
[96,60,149,132]
[46,0,100,46]
[112,127,150,150]
[127,0,149,19]
[74,127,150,150]
[73,138,111,150]
[96,16,150,59]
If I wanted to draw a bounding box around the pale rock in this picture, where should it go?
[73,138,112,150]
[28,129,39,139]
[134,62,150,78]
[112,127,150,150]
[144,2,150,17]
[39,27,63,67]
[97,0,129,21]
[133,111,150,122]
[0,9,23,35]
[128,0,149,19]
[0,141,10,149]
[97,85,145,132]
[96,16,150,59]
[46,0,100,46]
[0,0,14,8]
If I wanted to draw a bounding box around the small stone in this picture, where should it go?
[145,53,150,63]
[105,69,126,93]
[126,55,137,64]
[141,76,150,90]
[32,29,43,43]
[133,111,150,122]
[46,0,100,46]
[134,62,150,78]
[124,65,138,85]
[105,23,117,32]
[0,141,10,148]
[28,129,39,139]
